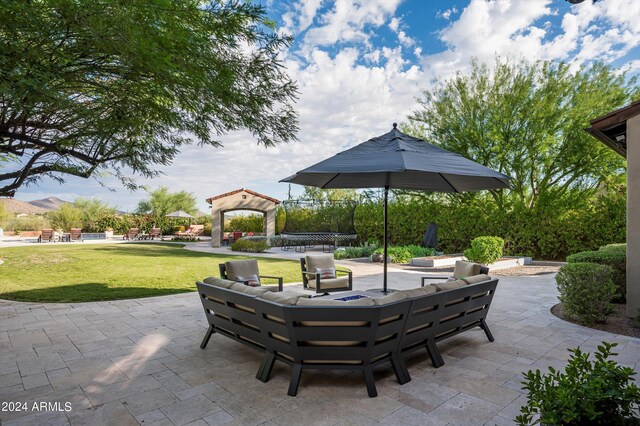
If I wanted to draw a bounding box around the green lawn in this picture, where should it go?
[0,243,302,303]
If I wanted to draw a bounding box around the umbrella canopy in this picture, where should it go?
[165,210,194,218]
[281,124,511,292]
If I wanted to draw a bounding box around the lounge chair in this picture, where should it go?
[38,229,54,243]
[300,254,353,294]
[69,228,83,242]
[148,228,162,240]
[175,224,204,237]
[420,260,489,287]
[123,228,139,240]
[220,259,283,291]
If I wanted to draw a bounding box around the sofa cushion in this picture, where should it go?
[259,290,310,305]
[399,285,438,298]
[432,279,467,292]
[306,276,350,290]
[230,282,272,295]
[462,274,491,285]
[236,274,261,286]
[203,276,236,289]
[225,259,259,281]
[296,297,374,306]
[372,292,408,305]
[453,260,482,279]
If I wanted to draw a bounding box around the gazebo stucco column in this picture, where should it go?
[627,115,640,317]
[211,210,222,247]
[265,208,276,237]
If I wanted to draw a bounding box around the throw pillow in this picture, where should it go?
[236,274,261,287]
[315,267,336,279]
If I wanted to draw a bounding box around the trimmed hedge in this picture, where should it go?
[230,239,270,253]
[352,189,625,261]
[556,262,616,325]
[566,246,626,303]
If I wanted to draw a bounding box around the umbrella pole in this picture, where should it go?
[383,184,389,293]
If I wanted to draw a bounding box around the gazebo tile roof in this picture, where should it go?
[205,188,280,204]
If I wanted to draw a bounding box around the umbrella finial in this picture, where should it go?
[392,123,397,129]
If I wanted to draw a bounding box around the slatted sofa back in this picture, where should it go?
[196,282,266,351]
[433,278,498,343]
[400,278,499,367]
[281,300,411,366]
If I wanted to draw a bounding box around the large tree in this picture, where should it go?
[0,0,298,196]
[136,186,198,217]
[405,59,635,208]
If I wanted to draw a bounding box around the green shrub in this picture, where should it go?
[230,239,270,253]
[516,342,640,426]
[4,216,51,232]
[567,249,626,303]
[556,262,616,325]
[463,236,504,264]
[48,204,83,230]
[373,246,413,263]
[225,215,264,232]
[333,244,379,260]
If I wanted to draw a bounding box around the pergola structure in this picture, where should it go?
[206,188,279,247]
[586,99,640,317]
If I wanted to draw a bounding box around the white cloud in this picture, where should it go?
[437,6,458,20]
[300,0,402,53]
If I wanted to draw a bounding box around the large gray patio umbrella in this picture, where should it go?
[165,210,194,225]
[281,124,511,293]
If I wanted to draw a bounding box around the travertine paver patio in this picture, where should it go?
[1,263,639,426]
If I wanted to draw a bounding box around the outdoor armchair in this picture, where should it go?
[420,260,489,287]
[220,259,283,291]
[38,229,54,243]
[69,228,83,242]
[300,254,352,294]
[123,228,139,240]
[148,228,162,240]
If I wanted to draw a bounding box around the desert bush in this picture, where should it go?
[230,239,270,253]
[567,248,626,303]
[463,236,504,264]
[556,262,616,325]
[48,204,83,230]
[517,342,640,426]
[4,216,50,232]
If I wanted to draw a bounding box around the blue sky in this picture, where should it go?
[13,0,640,212]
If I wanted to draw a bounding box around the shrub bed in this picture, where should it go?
[556,262,616,325]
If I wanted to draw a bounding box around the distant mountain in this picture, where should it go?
[0,198,49,214]
[28,197,71,210]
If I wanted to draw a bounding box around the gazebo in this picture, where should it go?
[586,99,640,317]
[206,188,280,247]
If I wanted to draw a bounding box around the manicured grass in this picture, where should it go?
[0,243,302,303]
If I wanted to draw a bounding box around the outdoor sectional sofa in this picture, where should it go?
[195,274,498,397]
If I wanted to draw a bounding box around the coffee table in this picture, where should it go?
[315,290,381,301]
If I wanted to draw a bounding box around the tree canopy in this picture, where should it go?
[0,0,298,196]
[405,59,636,208]
[136,186,198,217]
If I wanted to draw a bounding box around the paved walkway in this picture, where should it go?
[1,260,639,425]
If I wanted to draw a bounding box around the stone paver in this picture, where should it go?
[0,259,638,425]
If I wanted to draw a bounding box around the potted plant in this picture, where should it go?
[516,342,640,425]
[371,248,384,263]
